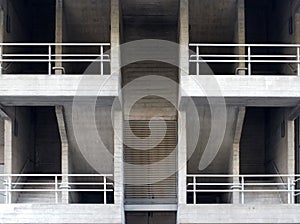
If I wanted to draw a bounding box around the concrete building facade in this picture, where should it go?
[0,0,300,223]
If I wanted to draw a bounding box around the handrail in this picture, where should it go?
[0,43,111,75]
[187,174,298,205]
[189,43,300,76]
[0,174,114,204]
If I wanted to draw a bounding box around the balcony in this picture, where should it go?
[0,43,111,75]
[0,174,114,204]
[186,174,300,205]
[189,43,300,76]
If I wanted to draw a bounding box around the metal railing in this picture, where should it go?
[189,44,300,76]
[187,174,299,204]
[0,174,113,204]
[0,43,110,75]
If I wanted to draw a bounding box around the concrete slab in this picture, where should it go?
[181,75,300,106]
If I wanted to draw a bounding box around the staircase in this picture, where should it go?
[244,179,283,204]
[16,177,57,204]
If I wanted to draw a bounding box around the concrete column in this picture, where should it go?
[111,0,121,84]
[55,106,69,204]
[287,120,295,175]
[236,0,246,75]
[0,108,12,174]
[179,0,189,79]
[232,107,245,204]
[0,7,4,43]
[178,110,187,205]
[55,0,63,75]
[3,119,12,174]
[113,110,124,223]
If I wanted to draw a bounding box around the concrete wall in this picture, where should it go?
[240,108,266,174]
[4,107,35,175]
[64,104,114,174]
[178,204,300,224]
[0,204,123,224]
[0,118,4,164]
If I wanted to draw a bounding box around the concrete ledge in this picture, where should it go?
[0,204,122,224]
[180,75,300,106]
[178,204,300,223]
[0,75,119,106]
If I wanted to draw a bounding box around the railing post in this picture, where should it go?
[247,46,251,76]
[48,45,52,75]
[100,45,104,75]
[7,176,11,204]
[196,46,199,75]
[0,45,2,75]
[288,177,291,204]
[193,176,196,204]
[241,176,245,204]
[104,176,107,204]
[297,47,300,76]
[55,176,58,204]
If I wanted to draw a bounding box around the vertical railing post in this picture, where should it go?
[4,177,8,204]
[247,46,251,76]
[193,176,196,204]
[297,47,300,76]
[55,175,58,204]
[100,45,104,75]
[48,45,52,75]
[241,176,245,204]
[288,177,291,204]
[7,176,11,204]
[104,176,107,204]
[0,45,3,75]
[196,46,200,75]
[292,177,295,204]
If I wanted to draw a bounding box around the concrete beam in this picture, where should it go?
[180,75,300,106]
[288,104,300,120]
[55,105,69,204]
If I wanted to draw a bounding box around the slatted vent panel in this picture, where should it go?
[124,120,177,203]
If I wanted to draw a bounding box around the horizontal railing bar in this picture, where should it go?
[189,60,300,63]
[0,174,113,177]
[187,174,300,177]
[2,54,110,58]
[190,55,297,58]
[1,59,111,62]
[189,43,300,47]
[0,43,111,46]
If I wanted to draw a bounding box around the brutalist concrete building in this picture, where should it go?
[1,0,300,223]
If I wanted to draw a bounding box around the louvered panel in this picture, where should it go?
[124,121,177,203]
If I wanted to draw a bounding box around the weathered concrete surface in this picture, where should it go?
[181,75,300,106]
[0,75,118,106]
[0,204,122,223]
[178,204,300,223]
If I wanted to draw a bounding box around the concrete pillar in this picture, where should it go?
[3,119,12,174]
[111,0,121,85]
[178,110,187,205]
[113,110,124,223]
[55,0,63,75]
[55,106,69,204]
[0,108,12,174]
[236,0,246,75]
[179,0,189,79]
[287,120,295,175]
[232,107,245,204]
